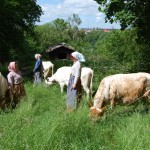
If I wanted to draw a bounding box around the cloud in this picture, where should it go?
[37,0,120,29]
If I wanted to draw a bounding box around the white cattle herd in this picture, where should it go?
[0,61,150,118]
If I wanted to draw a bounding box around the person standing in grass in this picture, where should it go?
[7,61,26,107]
[66,51,85,111]
[33,53,43,85]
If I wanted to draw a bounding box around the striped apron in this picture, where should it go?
[66,75,82,109]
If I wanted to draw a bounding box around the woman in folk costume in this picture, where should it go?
[66,51,86,111]
[7,62,26,107]
[33,53,43,85]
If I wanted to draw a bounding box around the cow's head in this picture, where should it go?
[89,107,106,118]
[88,99,106,118]
[45,77,56,85]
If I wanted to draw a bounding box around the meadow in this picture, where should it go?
[0,81,150,150]
[1,2,150,149]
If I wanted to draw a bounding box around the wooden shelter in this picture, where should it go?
[46,43,75,60]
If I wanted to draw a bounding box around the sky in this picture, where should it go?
[37,0,121,29]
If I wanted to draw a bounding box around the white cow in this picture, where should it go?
[42,61,54,79]
[45,66,93,97]
[0,72,11,109]
[89,72,150,118]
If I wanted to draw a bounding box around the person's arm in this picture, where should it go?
[7,73,14,94]
[73,62,81,88]
[33,60,40,73]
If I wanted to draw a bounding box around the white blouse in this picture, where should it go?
[71,61,81,84]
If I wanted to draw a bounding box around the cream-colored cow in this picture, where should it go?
[0,72,11,109]
[42,61,54,79]
[90,72,150,118]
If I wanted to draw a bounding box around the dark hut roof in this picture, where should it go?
[46,43,75,53]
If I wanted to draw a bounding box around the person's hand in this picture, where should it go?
[72,84,76,89]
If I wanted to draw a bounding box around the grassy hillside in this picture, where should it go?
[0,82,150,150]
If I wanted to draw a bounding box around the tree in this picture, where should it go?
[94,30,150,72]
[52,18,68,39]
[52,18,68,31]
[0,0,42,63]
[67,14,82,41]
[94,0,150,43]
[67,14,82,29]
[35,23,63,54]
[34,15,86,56]
[84,30,108,46]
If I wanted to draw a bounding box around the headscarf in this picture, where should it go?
[35,54,42,59]
[71,52,86,62]
[8,62,16,72]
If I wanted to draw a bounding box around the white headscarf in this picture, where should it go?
[71,52,86,62]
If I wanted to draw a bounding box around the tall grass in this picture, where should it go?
[0,82,150,150]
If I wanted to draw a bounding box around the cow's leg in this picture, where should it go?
[142,98,149,113]
[81,85,90,99]
[85,88,90,99]
[0,98,6,110]
[60,84,64,93]
[132,100,140,111]
[110,99,115,109]
[109,91,116,109]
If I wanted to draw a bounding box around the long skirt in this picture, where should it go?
[13,83,26,105]
[34,72,42,85]
[66,75,82,109]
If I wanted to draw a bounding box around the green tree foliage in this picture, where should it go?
[94,0,150,43]
[52,18,68,40]
[52,18,68,31]
[35,23,62,54]
[94,30,150,72]
[67,14,82,29]
[67,14,82,41]
[34,22,76,55]
[0,0,42,63]
[84,30,109,47]
[34,15,86,55]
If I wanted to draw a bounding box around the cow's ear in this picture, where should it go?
[88,100,93,108]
